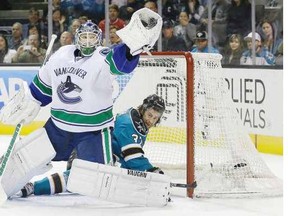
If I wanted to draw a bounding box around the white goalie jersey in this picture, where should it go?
[30,44,138,133]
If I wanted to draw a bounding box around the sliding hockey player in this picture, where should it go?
[0,8,163,202]
[19,95,170,206]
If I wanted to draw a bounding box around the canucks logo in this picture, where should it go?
[57,76,82,104]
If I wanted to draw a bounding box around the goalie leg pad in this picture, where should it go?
[67,159,171,207]
[0,128,56,197]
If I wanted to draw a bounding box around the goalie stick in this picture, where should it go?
[43,34,57,64]
[0,34,57,204]
[0,121,23,203]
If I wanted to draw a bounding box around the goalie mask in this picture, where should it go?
[138,94,165,125]
[75,20,102,56]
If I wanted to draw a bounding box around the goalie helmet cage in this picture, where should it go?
[113,52,282,198]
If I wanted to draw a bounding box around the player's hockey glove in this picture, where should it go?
[147,167,164,174]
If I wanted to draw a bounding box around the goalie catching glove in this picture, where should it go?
[0,81,41,125]
[116,7,163,56]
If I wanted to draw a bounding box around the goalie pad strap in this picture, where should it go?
[67,159,171,207]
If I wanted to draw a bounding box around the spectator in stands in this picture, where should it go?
[119,0,143,23]
[98,4,125,34]
[258,19,282,56]
[275,41,283,66]
[199,0,230,50]
[226,0,251,38]
[8,22,24,50]
[27,24,47,49]
[79,16,88,24]
[187,0,205,26]
[221,34,244,65]
[144,1,158,13]
[0,34,16,63]
[22,7,47,40]
[53,31,73,52]
[69,19,81,43]
[162,0,179,21]
[162,20,187,51]
[173,11,197,50]
[52,0,61,9]
[52,8,68,39]
[43,0,62,23]
[200,0,230,26]
[144,1,159,51]
[12,34,46,63]
[109,26,122,48]
[191,31,219,53]
[69,19,81,34]
[28,25,40,37]
[240,32,275,65]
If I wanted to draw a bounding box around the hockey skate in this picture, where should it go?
[17,182,34,197]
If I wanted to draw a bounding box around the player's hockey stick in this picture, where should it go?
[170,161,250,191]
[170,181,197,189]
[0,121,23,203]
[169,163,215,191]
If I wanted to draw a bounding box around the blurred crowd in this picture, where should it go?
[0,0,283,66]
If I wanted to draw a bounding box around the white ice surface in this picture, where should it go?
[0,135,284,216]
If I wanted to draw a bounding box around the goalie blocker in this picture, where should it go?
[67,159,171,207]
[0,81,41,126]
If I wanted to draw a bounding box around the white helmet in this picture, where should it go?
[75,20,102,56]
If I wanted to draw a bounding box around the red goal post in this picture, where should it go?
[146,52,196,198]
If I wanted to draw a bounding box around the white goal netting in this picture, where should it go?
[113,52,282,198]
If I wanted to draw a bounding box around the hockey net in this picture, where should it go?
[113,52,282,198]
